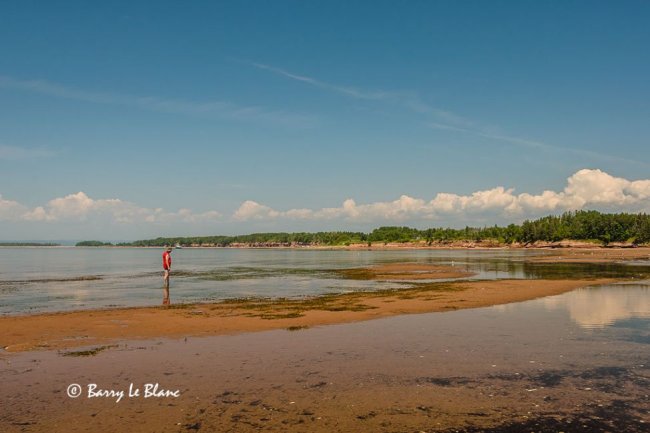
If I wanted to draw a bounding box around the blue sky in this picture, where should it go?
[1,1,649,240]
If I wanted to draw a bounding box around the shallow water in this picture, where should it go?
[1,247,650,315]
[2,281,649,432]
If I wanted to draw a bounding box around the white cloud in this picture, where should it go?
[11,192,222,224]
[564,168,650,206]
[233,200,280,220]
[0,195,28,220]
[3,169,650,229]
[233,169,650,222]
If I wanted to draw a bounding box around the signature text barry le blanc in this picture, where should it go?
[67,383,181,403]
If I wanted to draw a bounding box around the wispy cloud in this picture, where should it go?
[252,63,648,166]
[0,144,56,160]
[252,63,395,100]
[252,62,474,128]
[473,131,647,167]
[0,75,318,128]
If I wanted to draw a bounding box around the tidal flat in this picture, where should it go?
[1,248,649,432]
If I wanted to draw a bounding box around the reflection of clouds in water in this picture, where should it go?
[543,285,650,329]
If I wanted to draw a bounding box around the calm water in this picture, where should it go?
[3,276,650,431]
[1,247,650,316]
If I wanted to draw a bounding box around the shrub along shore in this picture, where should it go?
[76,210,650,248]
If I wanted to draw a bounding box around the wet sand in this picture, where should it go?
[340,263,475,280]
[1,277,616,352]
[2,297,648,433]
[2,258,649,432]
[345,244,650,263]
[525,247,650,263]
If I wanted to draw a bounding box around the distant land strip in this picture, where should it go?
[0,242,61,247]
[75,210,650,248]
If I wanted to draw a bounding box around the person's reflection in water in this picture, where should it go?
[162,246,173,305]
[163,281,170,306]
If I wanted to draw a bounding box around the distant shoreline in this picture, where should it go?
[8,243,650,261]
[75,211,650,248]
[0,242,61,247]
[72,241,648,250]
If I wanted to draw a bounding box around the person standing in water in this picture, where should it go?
[162,246,172,305]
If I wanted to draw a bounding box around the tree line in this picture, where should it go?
[75,241,114,247]
[76,210,650,247]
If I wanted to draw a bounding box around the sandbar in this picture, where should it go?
[0,277,616,352]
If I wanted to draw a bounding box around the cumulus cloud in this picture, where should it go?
[8,192,221,224]
[0,195,28,220]
[3,169,650,228]
[233,169,650,222]
[233,200,280,220]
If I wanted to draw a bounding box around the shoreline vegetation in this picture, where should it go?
[76,210,650,248]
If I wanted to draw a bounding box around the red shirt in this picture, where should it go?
[162,251,172,270]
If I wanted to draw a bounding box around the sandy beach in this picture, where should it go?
[0,259,619,352]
